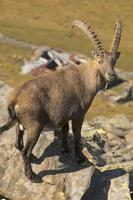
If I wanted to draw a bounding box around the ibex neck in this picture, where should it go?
[79,61,104,112]
[81,61,104,92]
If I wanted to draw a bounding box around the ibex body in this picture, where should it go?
[0,20,122,182]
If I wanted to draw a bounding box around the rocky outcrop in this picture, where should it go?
[92,115,133,162]
[0,130,95,200]
[93,114,133,138]
[112,82,133,103]
[0,122,131,200]
[116,69,133,81]
[0,32,38,50]
[94,114,133,165]
[0,81,132,200]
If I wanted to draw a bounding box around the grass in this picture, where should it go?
[0,43,33,87]
[0,0,133,71]
[0,0,133,119]
[85,94,133,120]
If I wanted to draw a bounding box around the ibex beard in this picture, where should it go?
[0,20,122,183]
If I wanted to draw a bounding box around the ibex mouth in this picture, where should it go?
[106,76,115,82]
[105,72,116,82]
[105,77,115,90]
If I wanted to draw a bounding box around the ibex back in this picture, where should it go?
[0,20,122,183]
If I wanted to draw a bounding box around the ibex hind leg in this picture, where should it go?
[21,123,43,183]
[15,123,24,151]
[0,118,15,134]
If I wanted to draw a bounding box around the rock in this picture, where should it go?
[0,81,13,123]
[0,82,132,200]
[116,69,133,81]
[0,32,38,50]
[108,173,131,200]
[92,115,133,163]
[0,131,95,200]
[0,111,97,199]
[82,168,131,200]
[0,123,131,200]
[93,114,133,138]
[111,81,133,103]
[126,131,133,145]
[82,125,116,165]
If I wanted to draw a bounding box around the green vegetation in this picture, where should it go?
[0,0,133,119]
[0,43,33,87]
[86,95,133,120]
[0,0,133,71]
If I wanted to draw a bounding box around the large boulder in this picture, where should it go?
[92,115,133,162]
[108,81,133,103]
[0,81,132,200]
[0,130,95,200]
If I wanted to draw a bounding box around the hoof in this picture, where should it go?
[29,173,43,183]
[15,144,23,151]
[76,154,87,163]
[61,147,70,154]
[31,153,38,163]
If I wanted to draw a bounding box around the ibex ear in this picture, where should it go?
[91,51,98,58]
[116,52,121,59]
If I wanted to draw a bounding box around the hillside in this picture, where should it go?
[0,0,133,120]
[0,0,133,72]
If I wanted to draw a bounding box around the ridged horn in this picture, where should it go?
[72,20,105,55]
[110,20,122,53]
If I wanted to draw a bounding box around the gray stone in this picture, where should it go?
[93,114,133,138]
[116,69,133,81]
[111,82,133,103]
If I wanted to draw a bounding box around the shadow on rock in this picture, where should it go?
[38,160,92,179]
[32,133,74,164]
[82,168,126,200]
[31,133,93,178]
[31,136,62,165]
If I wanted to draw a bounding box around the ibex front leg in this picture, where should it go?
[72,116,86,163]
[61,122,70,154]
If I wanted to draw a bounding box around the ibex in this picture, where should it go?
[0,20,122,182]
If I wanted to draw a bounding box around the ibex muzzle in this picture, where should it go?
[0,20,122,183]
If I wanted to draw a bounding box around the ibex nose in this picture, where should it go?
[106,72,115,81]
[107,72,115,77]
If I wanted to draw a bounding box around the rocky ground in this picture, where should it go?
[0,80,133,200]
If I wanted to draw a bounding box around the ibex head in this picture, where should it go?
[72,20,122,82]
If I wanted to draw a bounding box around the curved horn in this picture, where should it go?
[110,20,122,53]
[72,20,105,55]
